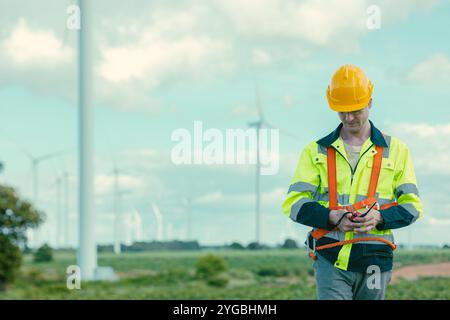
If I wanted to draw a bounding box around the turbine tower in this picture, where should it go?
[56,176,62,247]
[183,197,193,241]
[151,202,164,241]
[63,171,70,248]
[77,0,97,280]
[113,164,121,254]
[110,162,133,254]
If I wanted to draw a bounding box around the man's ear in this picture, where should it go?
[368,98,373,109]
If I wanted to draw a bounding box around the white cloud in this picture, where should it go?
[97,3,234,87]
[92,149,171,201]
[2,19,73,65]
[385,122,450,175]
[405,53,450,86]
[214,0,442,49]
[193,191,225,204]
[95,174,145,195]
[392,122,450,138]
[99,35,231,84]
[214,0,366,51]
[117,149,172,174]
[193,187,286,206]
[425,216,450,226]
[261,187,286,204]
[0,0,443,112]
[194,191,248,205]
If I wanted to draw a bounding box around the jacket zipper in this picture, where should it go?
[334,143,374,186]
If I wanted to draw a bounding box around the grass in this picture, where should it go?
[0,248,449,299]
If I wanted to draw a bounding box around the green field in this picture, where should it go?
[1,248,449,299]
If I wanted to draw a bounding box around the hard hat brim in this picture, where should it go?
[328,100,370,112]
[326,81,373,112]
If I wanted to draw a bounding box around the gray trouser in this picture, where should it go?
[313,254,392,300]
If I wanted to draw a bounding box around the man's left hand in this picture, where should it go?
[352,209,383,233]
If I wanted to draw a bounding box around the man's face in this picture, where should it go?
[338,102,371,134]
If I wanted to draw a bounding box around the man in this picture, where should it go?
[282,64,423,300]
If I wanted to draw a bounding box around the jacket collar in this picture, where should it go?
[317,120,388,148]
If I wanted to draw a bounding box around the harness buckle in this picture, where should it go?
[306,231,316,259]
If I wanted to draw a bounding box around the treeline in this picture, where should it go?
[98,240,201,252]
[96,239,300,252]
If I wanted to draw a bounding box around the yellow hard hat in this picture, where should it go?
[326,64,373,112]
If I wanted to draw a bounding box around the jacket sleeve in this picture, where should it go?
[282,144,333,230]
[378,145,424,230]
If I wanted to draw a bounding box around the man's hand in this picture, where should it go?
[329,209,363,232]
[352,209,384,233]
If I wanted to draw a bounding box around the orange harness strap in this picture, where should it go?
[368,145,384,198]
[327,147,338,210]
[316,237,397,251]
[309,144,398,257]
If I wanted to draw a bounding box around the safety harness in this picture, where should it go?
[307,145,398,261]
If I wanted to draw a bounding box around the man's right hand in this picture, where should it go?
[329,209,363,232]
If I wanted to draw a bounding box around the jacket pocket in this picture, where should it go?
[367,157,395,197]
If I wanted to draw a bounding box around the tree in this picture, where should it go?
[281,238,298,249]
[195,254,228,287]
[0,185,43,290]
[247,242,266,250]
[229,242,244,250]
[0,235,21,291]
[195,254,227,279]
[34,243,53,263]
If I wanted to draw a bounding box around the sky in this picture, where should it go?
[0,0,449,248]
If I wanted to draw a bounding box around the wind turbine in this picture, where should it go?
[63,171,70,248]
[121,208,144,245]
[151,202,164,241]
[248,81,300,245]
[110,161,134,254]
[247,82,266,245]
[55,176,62,247]
[107,161,157,250]
[131,208,144,243]
[112,164,121,254]
[0,129,67,247]
[183,197,193,241]
[53,170,72,249]
[167,223,174,241]
[30,151,66,203]
[28,150,66,247]
[52,169,73,249]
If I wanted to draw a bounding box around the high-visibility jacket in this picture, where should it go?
[282,120,423,272]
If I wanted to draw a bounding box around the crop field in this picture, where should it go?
[1,248,449,300]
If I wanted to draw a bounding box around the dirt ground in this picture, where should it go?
[391,262,450,283]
